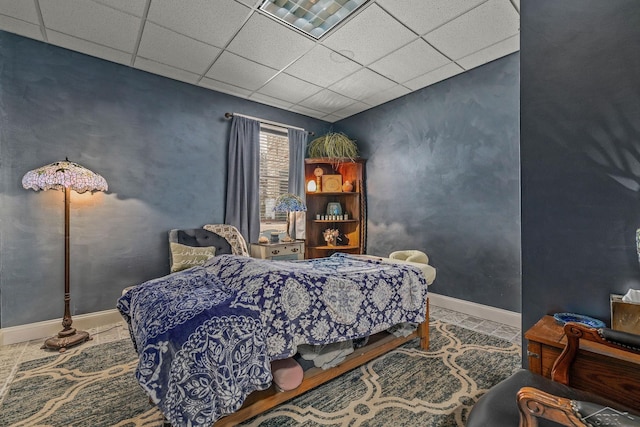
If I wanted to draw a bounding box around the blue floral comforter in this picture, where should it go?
[117,253,428,427]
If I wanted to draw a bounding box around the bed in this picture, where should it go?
[117,252,430,427]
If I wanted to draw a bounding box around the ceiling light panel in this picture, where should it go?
[259,0,370,39]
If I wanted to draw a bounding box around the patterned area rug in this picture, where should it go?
[0,320,520,427]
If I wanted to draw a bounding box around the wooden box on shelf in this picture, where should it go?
[304,158,366,259]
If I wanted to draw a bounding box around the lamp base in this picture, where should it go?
[42,328,92,353]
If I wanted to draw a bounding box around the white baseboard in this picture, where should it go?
[0,296,520,346]
[429,292,521,329]
[0,309,123,346]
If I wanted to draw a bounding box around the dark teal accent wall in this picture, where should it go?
[0,31,328,327]
[521,1,640,335]
[336,54,521,312]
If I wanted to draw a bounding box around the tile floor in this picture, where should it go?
[430,305,522,345]
[0,306,521,403]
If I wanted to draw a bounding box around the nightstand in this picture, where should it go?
[250,241,305,260]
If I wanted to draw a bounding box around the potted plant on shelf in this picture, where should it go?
[307,132,358,166]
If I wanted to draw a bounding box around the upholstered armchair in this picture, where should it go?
[167,225,250,273]
[467,322,640,426]
[202,224,250,256]
[168,228,233,273]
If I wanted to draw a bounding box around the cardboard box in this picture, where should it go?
[610,294,640,334]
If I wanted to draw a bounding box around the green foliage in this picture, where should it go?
[307,132,358,163]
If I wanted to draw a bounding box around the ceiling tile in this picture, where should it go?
[322,114,342,123]
[147,0,250,47]
[134,57,200,85]
[361,84,410,107]
[199,77,253,98]
[249,92,294,110]
[47,30,131,65]
[0,0,522,122]
[137,23,222,74]
[298,89,356,114]
[329,68,396,101]
[368,38,450,84]
[332,101,370,119]
[457,34,519,70]
[0,0,40,23]
[235,0,260,6]
[0,16,42,40]
[39,0,141,52]
[257,73,322,104]
[226,13,315,70]
[288,105,326,120]
[284,45,361,88]
[322,4,417,66]
[206,51,278,91]
[376,0,487,35]
[93,0,148,17]
[403,62,464,91]
[423,0,519,60]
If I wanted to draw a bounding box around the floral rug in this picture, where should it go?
[0,319,520,427]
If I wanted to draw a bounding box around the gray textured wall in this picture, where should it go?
[0,32,328,327]
[337,54,521,312]
[521,1,640,335]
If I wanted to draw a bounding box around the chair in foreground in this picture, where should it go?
[467,322,640,426]
[517,386,640,426]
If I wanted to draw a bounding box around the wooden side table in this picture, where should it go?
[250,241,304,261]
[525,315,640,409]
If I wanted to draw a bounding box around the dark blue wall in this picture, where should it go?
[521,1,640,334]
[0,32,329,327]
[337,54,521,312]
[0,29,522,328]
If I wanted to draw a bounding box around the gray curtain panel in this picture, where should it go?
[225,116,260,245]
[288,128,308,240]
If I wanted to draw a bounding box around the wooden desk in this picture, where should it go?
[525,315,640,410]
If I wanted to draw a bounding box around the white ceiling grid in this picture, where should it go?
[0,0,520,123]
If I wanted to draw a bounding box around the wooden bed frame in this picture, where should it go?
[213,298,430,426]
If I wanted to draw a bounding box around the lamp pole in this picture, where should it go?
[42,187,91,351]
[61,186,73,333]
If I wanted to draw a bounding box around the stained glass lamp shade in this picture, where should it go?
[273,193,307,242]
[22,159,108,352]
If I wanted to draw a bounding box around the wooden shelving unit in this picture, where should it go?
[304,158,366,259]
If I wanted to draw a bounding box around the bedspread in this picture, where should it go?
[117,268,272,427]
[117,253,428,427]
[205,253,428,360]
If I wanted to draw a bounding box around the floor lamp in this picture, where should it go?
[22,158,108,352]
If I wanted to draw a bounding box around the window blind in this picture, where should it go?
[259,125,289,222]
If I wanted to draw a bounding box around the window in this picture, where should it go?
[259,124,289,230]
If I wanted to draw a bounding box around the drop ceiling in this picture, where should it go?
[0,0,520,123]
